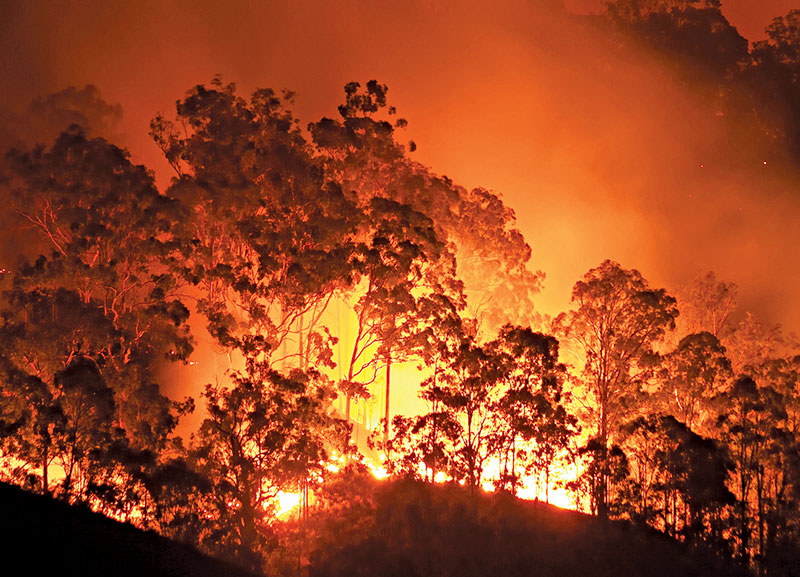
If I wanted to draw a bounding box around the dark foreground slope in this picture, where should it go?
[306,477,749,577]
[0,482,256,577]
[1,475,751,577]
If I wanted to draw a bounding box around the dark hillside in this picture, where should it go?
[0,475,753,577]
[0,482,258,577]
[306,477,750,577]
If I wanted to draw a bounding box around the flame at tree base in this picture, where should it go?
[276,491,302,517]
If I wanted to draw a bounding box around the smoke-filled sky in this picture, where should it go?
[566,0,798,41]
[2,0,799,333]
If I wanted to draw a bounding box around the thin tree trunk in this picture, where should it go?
[41,445,48,495]
[757,465,765,564]
[383,357,391,448]
[298,313,305,370]
[598,376,609,520]
[429,370,438,483]
[545,465,550,504]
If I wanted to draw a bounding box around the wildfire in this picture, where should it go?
[368,463,389,480]
[276,491,302,517]
[517,484,573,510]
[478,457,579,510]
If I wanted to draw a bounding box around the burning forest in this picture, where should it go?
[1,1,800,576]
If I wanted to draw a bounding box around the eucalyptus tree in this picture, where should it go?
[750,9,800,159]
[555,260,678,519]
[716,376,788,563]
[310,81,465,436]
[621,414,734,543]
[151,80,364,565]
[384,324,577,495]
[310,80,543,441]
[191,365,350,567]
[152,79,362,370]
[674,272,738,340]
[656,331,732,435]
[489,326,577,498]
[0,127,193,507]
[735,359,800,569]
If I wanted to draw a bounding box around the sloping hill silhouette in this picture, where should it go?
[0,481,257,577]
[306,477,750,577]
[1,476,753,577]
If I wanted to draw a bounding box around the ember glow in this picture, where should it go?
[275,491,301,517]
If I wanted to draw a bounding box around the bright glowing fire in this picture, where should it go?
[368,463,389,480]
[276,491,301,517]
[476,458,578,510]
[517,483,573,510]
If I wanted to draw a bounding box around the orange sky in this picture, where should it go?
[1,0,799,334]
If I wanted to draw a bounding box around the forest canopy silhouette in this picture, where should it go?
[1,2,800,576]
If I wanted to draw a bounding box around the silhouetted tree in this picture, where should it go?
[750,10,800,159]
[555,260,678,519]
[570,438,630,518]
[310,81,471,440]
[191,364,349,569]
[380,316,472,482]
[152,79,360,370]
[0,129,193,518]
[385,324,577,498]
[338,196,463,436]
[739,357,800,573]
[724,312,788,374]
[605,0,748,86]
[490,326,578,498]
[716,376,787,563]
[656,331,732,434]
[624,415,733,543]
[674,272,738,340]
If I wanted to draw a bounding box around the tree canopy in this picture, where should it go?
[3,16,800,569]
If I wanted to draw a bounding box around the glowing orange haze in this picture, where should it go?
[2,1,799,499]
[2,0,798,335]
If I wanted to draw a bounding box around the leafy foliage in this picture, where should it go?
[384,324,577,496]
[3,63,800,576]
[555,260,678,517]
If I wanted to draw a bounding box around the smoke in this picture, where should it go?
[1,0,799,336]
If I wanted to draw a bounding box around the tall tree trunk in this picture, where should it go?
[240,497,258,566]
[598,382,609,520]
[545,464,550,504]
[41,445,48,495]
[428,371,438,483]
[298,313,305,370]
[512,437,517,493]
[757,465,765,565]
[297,477,309,577]
[383,357,391,448]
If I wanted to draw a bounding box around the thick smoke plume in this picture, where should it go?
[1,0,799,332]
